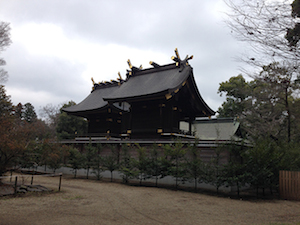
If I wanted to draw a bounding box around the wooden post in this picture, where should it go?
[279,171,283,199]
[14,176,18,195]
[58,174,62,191]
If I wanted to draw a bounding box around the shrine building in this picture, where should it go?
[63,49,215,141]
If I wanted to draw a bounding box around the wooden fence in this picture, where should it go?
[279,170,300,201]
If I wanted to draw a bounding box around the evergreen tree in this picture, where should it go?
[102,145,119,182]
[218,67,300,143]
[286,0,300,47]
[68,147,84,178]
[91,144,104,180]
[0,86,32,176]
[218,75,250,118]
[135,144,150,185]
[14,103,23,120]
[185,139,204,192]
[23,102,37,123]
[0,85,13,117]
[223,141,248,198]
[47,142,63,173]
[83,143,97,179]
[148,144,162,187]
[207,145,225,194]
[163,140,186,190]
[57,101,88,139]
[119,144,137,184]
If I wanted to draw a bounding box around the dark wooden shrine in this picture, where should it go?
[63,49,215,140]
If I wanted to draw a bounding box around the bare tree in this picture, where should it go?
[0,21,12,83]
[40,103,61,137]
[224,1,300,132]
[224,0,298,69]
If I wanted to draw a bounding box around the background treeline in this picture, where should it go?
[0,84,87,178]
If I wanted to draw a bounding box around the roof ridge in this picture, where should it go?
[92,80,123,92]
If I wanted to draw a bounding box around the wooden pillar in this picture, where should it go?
[106,107,112,135]
[158,103,165,134]
[128,105,133,135]
[189,116,194,135]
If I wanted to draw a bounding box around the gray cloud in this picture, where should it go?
[0,0,247,116]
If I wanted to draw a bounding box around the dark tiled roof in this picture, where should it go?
[104,64,190,101]
[62,83,119,115]
[63,60,215,117]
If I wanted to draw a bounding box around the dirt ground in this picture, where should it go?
[1,174,300,225]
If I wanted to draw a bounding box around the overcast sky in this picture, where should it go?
[0,0,247,117]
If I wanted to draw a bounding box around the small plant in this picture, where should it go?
[163,140,186,190]
[91,144,104,180]
[148,144,162,187]
[185,139,204,192]
[83,142,97,179]
[102,145,119,182]
[68,147,84,178]
[119,144,137,184]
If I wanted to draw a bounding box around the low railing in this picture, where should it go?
[0,172,62,195]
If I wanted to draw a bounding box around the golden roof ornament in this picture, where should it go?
[171,48,193,67]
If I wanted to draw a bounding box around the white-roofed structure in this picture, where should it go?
[193,118,242,141]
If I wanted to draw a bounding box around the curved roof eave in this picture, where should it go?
[188,69,215,116]
[62,84,120,114]
[62,104,110,117]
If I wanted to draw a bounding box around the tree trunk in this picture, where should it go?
[86,167,89,179]
[285,86,291,143]
[236,181,240,198]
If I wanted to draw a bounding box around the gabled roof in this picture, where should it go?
[193,118,241,140]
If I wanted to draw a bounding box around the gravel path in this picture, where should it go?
[1,175,300,225]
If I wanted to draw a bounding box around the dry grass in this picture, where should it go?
[1,174,300,225]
